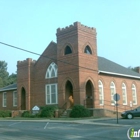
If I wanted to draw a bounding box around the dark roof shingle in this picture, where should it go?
[0,83,17,92]
[98,56,140,78]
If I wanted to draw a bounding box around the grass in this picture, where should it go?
[0,117,50,120]
[0,116,101,121]
[50,116,100,120]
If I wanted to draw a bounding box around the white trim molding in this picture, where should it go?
[0,88,17,92]
[98,70,140,79]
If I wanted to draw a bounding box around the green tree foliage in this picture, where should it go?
[0,61,9,87]
[128,66,138,73]
[0,110,11,117]
[40,105,57,118]
[70,105,90,118]
[0,61,17,88]
[21,111,31,117]
[7,73,17,85]
[0,77,3,88]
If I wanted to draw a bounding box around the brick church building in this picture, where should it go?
[0,22,140,115]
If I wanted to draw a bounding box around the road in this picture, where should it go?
[0,118,139,140]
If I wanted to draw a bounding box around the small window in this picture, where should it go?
[13,91,17,106]
[65,46,72,55]
[84,45,92,54]
[3,92,7,107]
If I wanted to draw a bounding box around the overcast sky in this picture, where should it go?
[0,0,140,74]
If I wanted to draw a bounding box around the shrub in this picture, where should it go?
[70,105,90,118]
[0,110,11,117]
[40,105,57,118]
[21,111,40,118]
[21,105,57,118]
[21,111,31,117]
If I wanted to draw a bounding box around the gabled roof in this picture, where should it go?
[35,41,57,65]
[98,56,140,79]
[0,83,17,92]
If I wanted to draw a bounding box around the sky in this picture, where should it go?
[0,0,140,74]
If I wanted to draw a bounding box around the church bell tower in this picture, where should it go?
[56,22,98,108]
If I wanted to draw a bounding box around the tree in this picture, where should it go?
[128,66,138,73]
[7,73,17,85]
[0,77,3,88]
[0,61,9,88]
[0,61,17,88]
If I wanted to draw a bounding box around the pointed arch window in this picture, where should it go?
[122,83,127,105]
[98,80,104,105]
[84,45,92,54]
[110,82,116,105]
[65,46,72,55]
[46,62,57,79]
[132,84,137,105]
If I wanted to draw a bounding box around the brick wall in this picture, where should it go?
[17,42,58,110]
[0,90,18,110]
[57,22,98,108]
[32,42,57,109]
[17,58,36,110]
[15,22,140,113]
[96,74,140,111]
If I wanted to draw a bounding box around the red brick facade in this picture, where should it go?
[0,90,17,110]
[0,22,140,112]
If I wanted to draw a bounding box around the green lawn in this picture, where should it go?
[0,116,100,121]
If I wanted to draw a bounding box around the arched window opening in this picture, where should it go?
[46,62,57,79]
[84,45,92,54]
[21,87,26,110]
[110,82,116,105]
[65,46,72,55]
[132,84,137,105]
[65,80,74,109]
[85,80,94,108]
[98,80,104,105]
[122,83,127,105]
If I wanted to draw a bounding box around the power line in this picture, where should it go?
[0,41,97,72]
[0,42,56,61]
